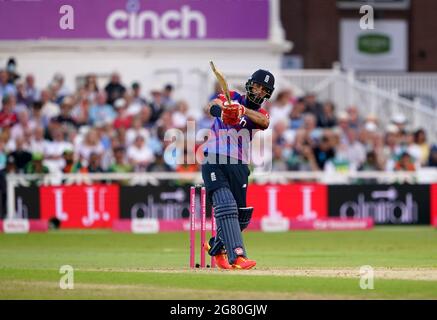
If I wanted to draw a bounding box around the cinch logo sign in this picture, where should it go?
[106,3,207,39]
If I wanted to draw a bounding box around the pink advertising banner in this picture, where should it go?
[0,0,269,40]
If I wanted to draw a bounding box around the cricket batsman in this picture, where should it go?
[202,69,275,269]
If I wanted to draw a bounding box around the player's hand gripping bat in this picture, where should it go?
[209,61,245,125]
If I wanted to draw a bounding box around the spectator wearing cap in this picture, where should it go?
[105,72,126,106]
[0,95,18,128]
[391,113,408,134]
[113,98,132,130]
[88,91,116,126]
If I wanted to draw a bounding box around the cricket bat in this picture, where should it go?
[209,60,232,106]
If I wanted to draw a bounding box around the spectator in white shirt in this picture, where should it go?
[127,135,155,172]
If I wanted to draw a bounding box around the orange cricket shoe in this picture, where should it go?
[231,256,257,270]
[203,242,232,270]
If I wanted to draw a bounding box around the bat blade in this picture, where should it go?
[209,60,232,105]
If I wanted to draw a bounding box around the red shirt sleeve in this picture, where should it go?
[256,108,270,130]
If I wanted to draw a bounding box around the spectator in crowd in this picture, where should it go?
[303,92,323,116]
[0,95,18,128]
[127,135,155,172]
[84,73,99,93]
[428,145,437,167]
[24,74,39,106]
[147,151,173,172]
[413,129,430,166]
[312,134,335,170]
[317,101,337,128]
[162,83,176,109]
[126,116,149,146]
[0,140,6,170]
[113,98,133,130]
[336,127,366,171]
[9,137,32,172]
[10,110,35,142]
[359,151,382,171]
[391,113,408,134]
[172,100,190,129]
[88,91,116,126]
[40,89,60,121]
[62,149,75,173]
[0,69,16,98]
[86,152,105,173]
[52,97,77,131]
[197,106,214,130]
[28,101,46,128]
[51,73,70,103]
[109,146,132,173]
[269,89,293,128]
[346,105,363,131]
[394,151,416,171]
[105,72,126,106]
[71,88,91,126]
[43,127,73,173]
[271,145,288,171]
[289,97,305,130]
[127,82,147,116]
[288,143,319,171]
[76,128,104,167]
[148,87,166,124]
[25,152,49,174]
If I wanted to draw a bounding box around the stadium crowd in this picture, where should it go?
[0,58,436,181]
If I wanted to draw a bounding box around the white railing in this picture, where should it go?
[357,72,437,107]
[221,63,437,143]
[6,169,437,219]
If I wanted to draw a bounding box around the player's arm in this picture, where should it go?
[243,108,269,130]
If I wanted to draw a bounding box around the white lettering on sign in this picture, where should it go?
[106,5,206,39]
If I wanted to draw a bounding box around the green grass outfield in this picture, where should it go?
[1,227,437,299]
